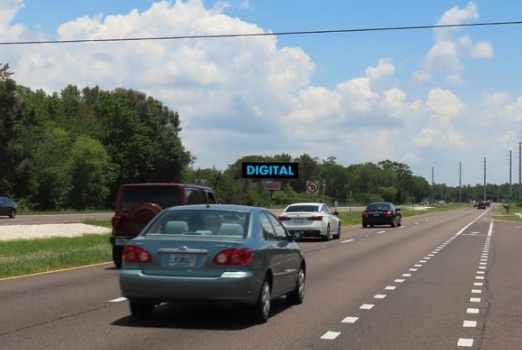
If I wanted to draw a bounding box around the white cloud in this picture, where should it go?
[445,74,463,85]
[426,88,465,123]
[469,41,493,58]
[437,2,479,27]
[365,58,395,82]
[413,71,431,83]
[423,2,493,73]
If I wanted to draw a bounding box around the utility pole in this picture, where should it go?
[431,167,435,203]
[509,150,513,199]
[516,133,522,201]
[459,162,462,202]
[483,157,487,201]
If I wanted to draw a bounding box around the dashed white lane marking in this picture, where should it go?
[471,289,482,294]
[373,294,387,299]
[342,316,359,324]
[470,297,481,303]
[457,338,474,347]
[109,297,127,303]
[341,239,355,244]
[394,279,405,283]
[475,276,484,280]
[402,273,412,277]
[463,320,477,328]
[466,308,480,314]
[320,331,341,340]
[360,304,374,310]
[385,285,396,290]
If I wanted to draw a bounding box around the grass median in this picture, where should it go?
[0,233,112,279]
[0,219,112,279]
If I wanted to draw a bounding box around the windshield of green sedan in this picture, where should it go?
[143,210,250,237]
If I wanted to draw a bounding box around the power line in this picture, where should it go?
[0,20,521,45]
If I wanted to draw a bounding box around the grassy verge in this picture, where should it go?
[0,234,112,279]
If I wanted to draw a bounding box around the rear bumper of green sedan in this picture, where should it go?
[120,269,261,305]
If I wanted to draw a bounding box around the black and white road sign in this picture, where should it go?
[306,181,319,193]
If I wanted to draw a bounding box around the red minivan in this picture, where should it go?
[110,183,217,268]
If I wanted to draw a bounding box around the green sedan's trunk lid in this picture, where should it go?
[132,236,242,277]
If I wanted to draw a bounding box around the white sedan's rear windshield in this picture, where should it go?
[285,205,319,212]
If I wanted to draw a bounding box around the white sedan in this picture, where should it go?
[278,202,341,241]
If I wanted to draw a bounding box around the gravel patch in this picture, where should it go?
[0,224,110,241]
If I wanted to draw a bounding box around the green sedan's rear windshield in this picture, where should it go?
[144,210,250,237]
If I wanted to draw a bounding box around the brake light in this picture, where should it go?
[306,216,323,221]
[384,210,393,216]
[122,246,152,263]
[214,248,253,265]
[362,210,369,216]
[111,215,121,227]
[278,216,291,221]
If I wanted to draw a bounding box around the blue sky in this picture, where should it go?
[3,0,522,187]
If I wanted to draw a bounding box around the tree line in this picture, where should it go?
[0,68,513,211]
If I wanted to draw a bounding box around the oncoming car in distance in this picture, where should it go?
[362,202,402,228]
[278,202,341,241]
[119,204,306,324]
[0,197,17,218]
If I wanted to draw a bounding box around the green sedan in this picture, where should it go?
[119,204,306,323]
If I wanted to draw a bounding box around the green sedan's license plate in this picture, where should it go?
[169,253,196,267]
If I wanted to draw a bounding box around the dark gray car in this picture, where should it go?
[362,201,402,228]
[0,197,17,218]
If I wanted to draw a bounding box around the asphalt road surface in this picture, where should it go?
[1,207,521,350]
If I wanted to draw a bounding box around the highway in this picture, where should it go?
[1,207,521,350]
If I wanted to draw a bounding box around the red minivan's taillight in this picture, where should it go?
[122,246,152,263]
[111,215,121,227]
[306,216,323,221]
[213,248,253,265]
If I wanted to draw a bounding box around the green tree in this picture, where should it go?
[68,136,114,210]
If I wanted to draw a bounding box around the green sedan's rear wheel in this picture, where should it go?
[129,299,155,320]
[287,266,305,305]
[251,279,271,324]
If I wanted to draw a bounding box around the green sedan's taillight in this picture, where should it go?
[213,248,253,265]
